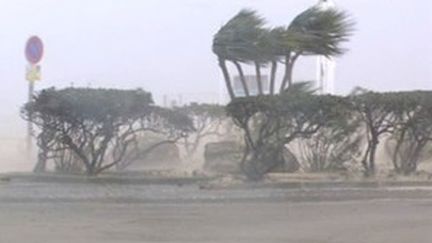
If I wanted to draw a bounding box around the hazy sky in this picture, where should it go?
[0,0,431,171]
[0,0,432,126]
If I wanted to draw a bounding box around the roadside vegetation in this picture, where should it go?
[22,88,193,175]
[21,6,432,181]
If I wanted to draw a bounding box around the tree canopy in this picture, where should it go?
[213,6,354,98]
[23,88,193,175]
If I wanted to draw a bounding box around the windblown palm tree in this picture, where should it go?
[279,6,354,91]
[212,5,354,99]
[212,9,266,98]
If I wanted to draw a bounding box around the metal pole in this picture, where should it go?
[27,80,34,154]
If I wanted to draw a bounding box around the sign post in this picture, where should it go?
[25,36,44,154]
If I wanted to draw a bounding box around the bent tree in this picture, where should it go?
[384,91,432,175]
[213,6,354,180]
[212,7,354,98]
[23,88,193,175]
[227,85,349,180]
[350,90,397,176]
[212,9,266,98]
[351,90,432,176]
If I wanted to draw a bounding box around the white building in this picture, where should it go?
[233,75,269,97]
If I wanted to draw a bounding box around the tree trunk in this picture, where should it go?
[368,138,378,176]
[33,142,47,173]
[361,143,371,175]
[286,55,300,88]
[255,62,263,95]
[280,55,291,92]
[240,127,287,181]
[243,144,287,181]
[286,63,294,89]
[218,58,235,100]
[403,141,426,175]
[233,61,250,97]
[280,53,300,92]
[392,129,406,173]
[86,166,96,176]
[33,123,49,173]
[269,61,277,95]
[33,155,47,173]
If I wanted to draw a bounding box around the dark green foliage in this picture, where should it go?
[349,90,398,176]
[27,88,153,123]
[227,86,432,179]
[350,89,432,176]
[213,7,355,97]
[288,7,354,56]
[383,91,432,174]
[212,9,266,63]
[23,88,193,175]
[227,88,349,180]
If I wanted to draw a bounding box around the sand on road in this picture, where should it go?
[0,199,431,243]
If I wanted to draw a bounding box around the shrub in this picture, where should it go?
[23,87,193,175]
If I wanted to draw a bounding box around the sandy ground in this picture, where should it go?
[1,179,432,243]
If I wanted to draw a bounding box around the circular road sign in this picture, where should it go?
[25,36,44,64]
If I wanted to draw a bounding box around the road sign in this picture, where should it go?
[24,35,44,156]
[26,64,41,82]
[25,36,44,64]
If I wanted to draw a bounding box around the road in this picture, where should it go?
[0,180,431,242]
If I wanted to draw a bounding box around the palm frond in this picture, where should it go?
[212,9,267,63]
[288,7,355,56]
